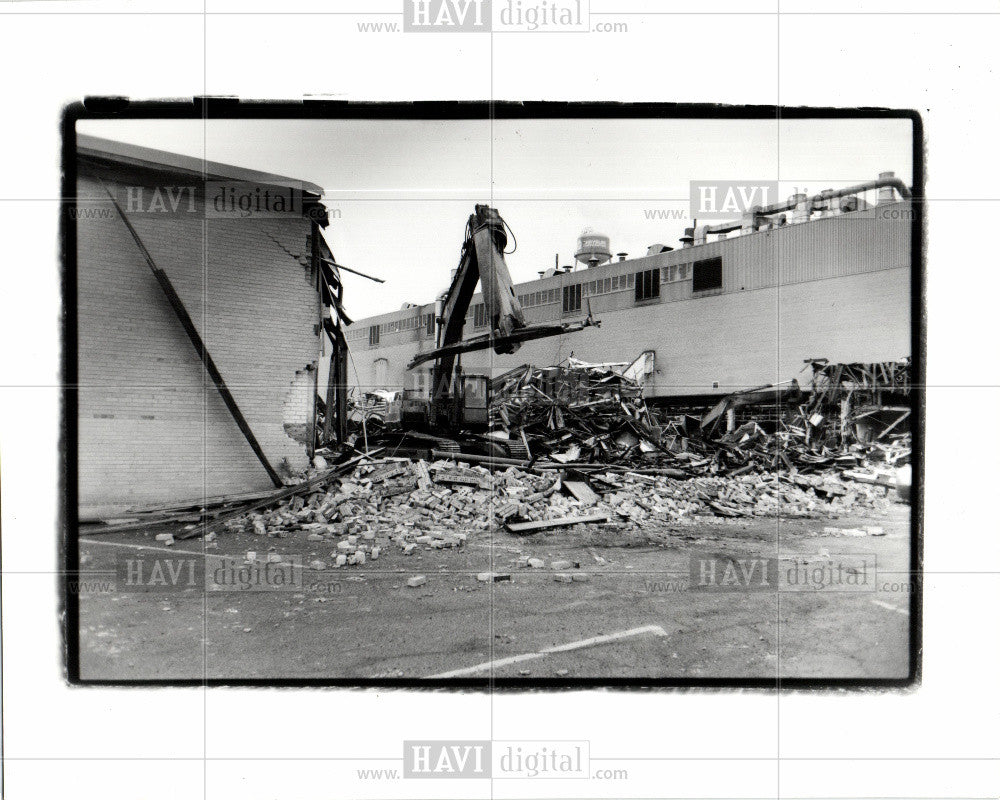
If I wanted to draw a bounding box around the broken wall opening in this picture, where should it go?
[282,363,317,445]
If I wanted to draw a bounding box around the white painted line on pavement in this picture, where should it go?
[427,624,669,678]
[79,538,214,559]
[872,599,909,616]
[544,624,668,653]
[79,538,322,571]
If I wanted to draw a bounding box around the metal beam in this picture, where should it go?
[102,183,284,488]
[318,256,385,284]
[407,316,600,369]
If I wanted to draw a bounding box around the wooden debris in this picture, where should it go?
[506,513,611,533]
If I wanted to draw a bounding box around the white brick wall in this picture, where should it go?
[77,172,321,508]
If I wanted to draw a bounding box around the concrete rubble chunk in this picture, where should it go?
[477,572,512,583]
[407,575,427,588]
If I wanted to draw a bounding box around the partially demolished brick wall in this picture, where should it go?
[77,171,321,510]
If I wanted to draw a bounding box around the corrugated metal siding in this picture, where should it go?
[777,202,911,284]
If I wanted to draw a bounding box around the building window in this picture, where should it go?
[424,313,435,337]
[563,283,582,313]
[368,325,380,346]
[473,303,487,328]
[627,273,634,289]
[634,269,660,302]
[692,256,723,292]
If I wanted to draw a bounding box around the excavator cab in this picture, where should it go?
[459,372,489,428]
[434,366,490,430]
[400,365,489,431]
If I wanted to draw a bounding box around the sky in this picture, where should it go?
[80,116,913,319]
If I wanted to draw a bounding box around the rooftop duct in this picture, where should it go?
[695,173,912,238]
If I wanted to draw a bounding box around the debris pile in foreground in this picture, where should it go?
[85,359,909,557]
[221,453,893,566]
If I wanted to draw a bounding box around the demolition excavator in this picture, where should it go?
[400,204,598,448]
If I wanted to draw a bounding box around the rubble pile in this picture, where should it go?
[499,466,891,526]
[195,358,910,561]
[489,357,911,480]
[489,359,660,464]
[225,458,490,565]
[222,452,893,566]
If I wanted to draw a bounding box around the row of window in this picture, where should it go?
[563,282,582,313]
[663,263,690,283]
[584,272,633,297]
[517,288,560,308]
[362,312,435,346]
[361,258,725,346]
[517,259,721,312]
[635,269,660,301]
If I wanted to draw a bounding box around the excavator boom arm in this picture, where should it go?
[431,205,526,402]
[416,205,600,417]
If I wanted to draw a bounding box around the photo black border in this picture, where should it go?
[61,99,924,690]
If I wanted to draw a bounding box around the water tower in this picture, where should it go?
[574,228,612,269]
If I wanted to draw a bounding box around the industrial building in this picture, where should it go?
[347,173,912,404]
[75,135,347,512]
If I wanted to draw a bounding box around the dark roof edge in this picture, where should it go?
[76,133,325,197]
